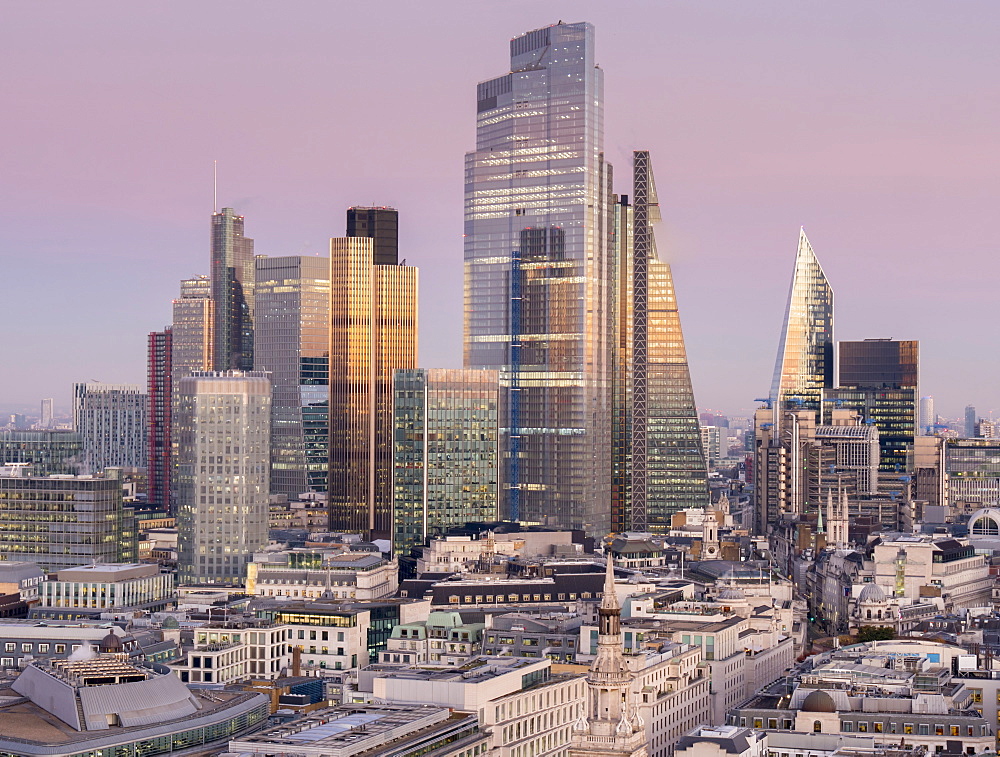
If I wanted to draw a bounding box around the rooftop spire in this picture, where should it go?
[602,554,619,610]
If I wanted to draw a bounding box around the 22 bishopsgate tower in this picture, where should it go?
[465,22,614,534]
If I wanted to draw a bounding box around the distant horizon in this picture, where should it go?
[2,2,998,415]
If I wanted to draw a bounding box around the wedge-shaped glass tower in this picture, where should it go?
[769,229,834,421]
[612,151,708,532]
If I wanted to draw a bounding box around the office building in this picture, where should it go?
[464,22,613,535]
[72,382,147,472]
[966,405,978,438]
[0,430,82,475]
[254,255,331,497]
[0,468,137,570]
[172,275,214,380]
[211,208,255,371]
[612,152,709,533]
[920,395,935,435]
[34,563,174,619]
[147,329,172,510]
[393,368,499,556]
[823,339,918,475]
[246,549,398,601]
[347,206,399,266]
[39,398,53,429]
[768,229,834,423]
[328,217,417,539]
[176,371,271,584]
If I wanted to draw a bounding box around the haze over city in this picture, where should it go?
[2,1,998,418]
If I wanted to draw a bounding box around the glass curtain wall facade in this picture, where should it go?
[254,255,331,497]
[464,21,613,535]
[347,206,399,266]
[393,368,500,556]
[147,329,172,510]
[823,339,919,476]
[211,208,255,371]
[0,430,82,474]
[611,151,708,532]
[0,474,134,570]
[172,276,214,381]
[328,237,417,538]
[72,383,147,473]
[176,371,271,584]
[768,229,834,424]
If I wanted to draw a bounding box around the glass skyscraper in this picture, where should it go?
[769,229,834,421]
[328,219,417,539]
[254,255,331,497]
[147,329,172,511]
[612,152,709,532]
[464,21,612,535]
[211,208,255,371]
[393,368,500,556]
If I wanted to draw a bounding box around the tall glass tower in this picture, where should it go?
[211,208,255,371]
[255,256,331,497]
[464,21,613,535]
[328,219,417,539]
[769,229,834,422]
[612,152,709,532]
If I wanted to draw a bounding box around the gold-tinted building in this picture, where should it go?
[328,225,417,539]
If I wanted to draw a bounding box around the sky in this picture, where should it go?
[1,1,998,420]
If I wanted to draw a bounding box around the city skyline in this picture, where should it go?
[3,2,999,418]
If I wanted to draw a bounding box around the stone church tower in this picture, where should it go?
[570,557,648,757]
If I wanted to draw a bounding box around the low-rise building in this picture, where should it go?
[0,654,267,757]
[0,621,138,670]
[246,549,397,601]
[381,610,485,666]
[33,563,174,619]
[482,611,584,662]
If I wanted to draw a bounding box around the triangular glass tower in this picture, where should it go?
[769,228,835,421]
[612,151,709,533]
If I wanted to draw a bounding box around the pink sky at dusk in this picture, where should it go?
[1,1,998,420]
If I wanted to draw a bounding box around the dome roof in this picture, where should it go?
[801,689,837,713]
[98,631,124,653]
[858,583,887,603]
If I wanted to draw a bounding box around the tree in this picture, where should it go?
[857,625,895,642]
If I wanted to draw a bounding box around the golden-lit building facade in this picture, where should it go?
[328,236,417,539]
[612,151,708,533]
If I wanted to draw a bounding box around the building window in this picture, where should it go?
[843,722,854,733]
[814,721,822,733]
[3,643,14,652]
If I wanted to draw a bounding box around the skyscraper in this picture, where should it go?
[176,371,271,584]
[769,229,834,421]
[464,21,612,534]
[172,275,214,381]
[328,216,417,539]
[72,383,147,472]
[210,208,255,371]
[347,206,398,266]
[966,405,978,438]
[393,368,499,555]
[919,396,935,435]
[147,329,172,510]
[612,151,708,532]
[39,399,53,429]
[254,255,331,497]
[823,339,919,475]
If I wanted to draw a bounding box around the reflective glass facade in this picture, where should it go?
[0,474,135,570]
[255,256,331,496]
[464,21,612,534]
[172,276,214,382]
[0,430,82,475]
[329,237,417,538]
[393,368,500,555]
[612,152,708,532]
[945,439,1000,508]
[210,208,255,371]
[824,339,918,475]
[176,372,271,584]
[769,229,834,419]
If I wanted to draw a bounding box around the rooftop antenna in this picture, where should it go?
[213,160,218,213]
